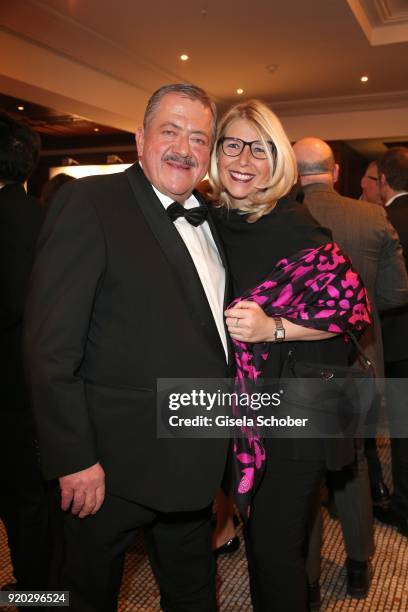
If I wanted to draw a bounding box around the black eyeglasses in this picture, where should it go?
[219,137,277,160]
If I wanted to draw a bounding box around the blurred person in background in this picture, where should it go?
[0,112,49,593]
[293,137,408,605]
[360,160,393,518]
[360,160,383,205]
[376,147,408,537]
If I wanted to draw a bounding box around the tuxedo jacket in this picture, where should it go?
[302,183,408,377]
[382,193,408,362]
[23,164,230,512]
[0,183,44,412]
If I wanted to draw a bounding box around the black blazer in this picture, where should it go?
[23,164,230,512]
[0,183,44,412]
[382,193,408,362]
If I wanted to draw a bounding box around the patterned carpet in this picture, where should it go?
[1,440,407,611]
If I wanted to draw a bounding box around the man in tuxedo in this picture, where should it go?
[0,113,48,590]
[293,137,408,601]
[376,146,408,537]
[24,84,230,611]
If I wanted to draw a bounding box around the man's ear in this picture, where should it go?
[379,172,386,188]
[135,128,144,158]
[332,163,340,183]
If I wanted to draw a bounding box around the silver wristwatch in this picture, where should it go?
[273,317,285,342]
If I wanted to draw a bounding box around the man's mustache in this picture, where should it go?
[162,153,197,168]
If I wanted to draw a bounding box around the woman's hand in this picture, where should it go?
[225,301,275,342]
[225,300,338,343]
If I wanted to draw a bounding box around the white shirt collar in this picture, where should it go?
[151,185,199,210]
[385,192,408,207]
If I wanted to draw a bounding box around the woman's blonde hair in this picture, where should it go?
[209,99,297,221]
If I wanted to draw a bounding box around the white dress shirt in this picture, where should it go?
[385,192,408,207]
[151,184,228,361]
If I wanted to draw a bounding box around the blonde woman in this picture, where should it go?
[209,100,371,611]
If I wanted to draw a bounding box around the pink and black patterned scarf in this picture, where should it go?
[230,241,371,520]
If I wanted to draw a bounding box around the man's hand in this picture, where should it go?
[59,462,105,518]
[225,301,274,342]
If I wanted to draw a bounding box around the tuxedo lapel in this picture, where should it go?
[125,164,226,359]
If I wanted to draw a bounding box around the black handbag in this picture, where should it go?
[275,332,376,438]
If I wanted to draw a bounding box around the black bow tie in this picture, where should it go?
[167,201,208,227]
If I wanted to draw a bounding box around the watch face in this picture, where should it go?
[276,328,285,340]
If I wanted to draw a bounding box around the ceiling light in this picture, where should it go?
[93,127,100,132]
[17,105,24,111]
[180,54,189,61]
[266,64,278,73]
[236,88,244,95]
[360,75,369,82]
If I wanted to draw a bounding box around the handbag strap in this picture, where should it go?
[346,331,373,370]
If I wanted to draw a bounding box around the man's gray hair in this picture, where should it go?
[143,83,217,144]
[297,155,335,176]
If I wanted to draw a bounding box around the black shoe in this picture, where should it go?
[214,535,240,558]
[346,558,372,599]
[308,580,321,611]
[374,506,408,537]
[371,479,391,505]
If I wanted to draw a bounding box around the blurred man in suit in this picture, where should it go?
[376,146,408,537]
[359,159,390,503]
[0,113,48,591]
[293,137,408,602]
[24,84,230,612]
